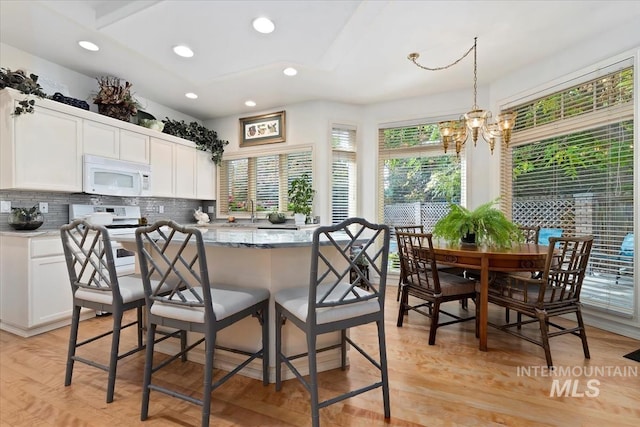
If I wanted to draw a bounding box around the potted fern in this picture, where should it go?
[433,199,522,248]
[288,174,315,225]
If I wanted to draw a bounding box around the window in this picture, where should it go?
[378,121,462,271]
[331,126,357,224]
[219,150,312,217]
[501,62,635,316]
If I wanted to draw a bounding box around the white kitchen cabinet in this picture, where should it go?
[150,137,175,197]
[175,143,197,198]
[196,150,217,200]
[84,121,150,164]
[0,90,83,192]
[120,129,150,163]
[0,234,91,337]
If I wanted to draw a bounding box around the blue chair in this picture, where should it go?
[538,228,563,246]
[616,233,634,284]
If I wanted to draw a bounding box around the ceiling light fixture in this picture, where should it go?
[78,40,99,51]
[173,45,194,58]
[252,17,275,34]
[408,37,517,157]
[245,100,257,107]
[283,67,298,76]
[185,92,198,99]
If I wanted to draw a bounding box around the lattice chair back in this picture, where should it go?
[135,220,215,323]
[541,236,594,305]
[396,232,441,296]
[308,217,390,326]
[61,219,122,305]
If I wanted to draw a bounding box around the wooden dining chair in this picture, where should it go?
[274,217,391,427]
[487,235,593,367]
[136,220,270,427]
[394,225,424,301]
[396,231,477,345]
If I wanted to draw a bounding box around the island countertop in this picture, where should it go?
[115,226,342,249]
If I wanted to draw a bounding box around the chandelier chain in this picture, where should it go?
[472,37,478,109]
[408,41,475,72]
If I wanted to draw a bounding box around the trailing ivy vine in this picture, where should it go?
[162,118,229,165]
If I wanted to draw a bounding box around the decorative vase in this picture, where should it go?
[267,212,286,224]
[461,232,476,245]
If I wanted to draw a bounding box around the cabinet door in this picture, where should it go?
[83,119,119,158]
[196,150,217,200]
[14,106,83,191]
[150,137,174,197]
[174,144,197,199]
[120,129,150,164]
[30,255,73,327]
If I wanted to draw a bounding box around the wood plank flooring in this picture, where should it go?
[1,289,639,426]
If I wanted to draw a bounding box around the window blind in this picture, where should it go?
[377,122,462,272]
[331,126,356,224]
[500,64,635,316]
[219,150,312,217]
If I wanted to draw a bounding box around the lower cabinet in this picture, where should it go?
[0,234,92,337]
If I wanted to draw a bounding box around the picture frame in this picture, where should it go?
[239,111,286,147]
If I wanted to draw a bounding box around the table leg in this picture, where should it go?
[479,256,489,351]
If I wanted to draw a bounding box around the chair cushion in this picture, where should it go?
[436,271,477,296]
[150,285,269,323]
[275,283,379,324]
[75,275,153,305]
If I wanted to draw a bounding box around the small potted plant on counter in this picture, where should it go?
[433,199,522,247]
[288,174,315,225]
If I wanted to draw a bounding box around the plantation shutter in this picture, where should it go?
[256,155,279,212]
[500,61,635,316]
[285,151,313,213]
[331,125,357,224]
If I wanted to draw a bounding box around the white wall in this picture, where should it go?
[0,43,198,123]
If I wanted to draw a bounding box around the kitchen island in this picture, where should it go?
[118,226,357,383]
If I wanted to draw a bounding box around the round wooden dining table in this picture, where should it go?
[431,241,549,351]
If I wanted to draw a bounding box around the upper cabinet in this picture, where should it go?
[0,88,215,199]
[84,119,150,164]
[0,90,83,192]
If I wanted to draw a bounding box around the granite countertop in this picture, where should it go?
[0,229,61,238]
[115,226,331,249]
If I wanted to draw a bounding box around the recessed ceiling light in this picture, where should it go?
[173,45,194,58]
[185,92,198,99]
[245,100,257,107]
[283,67,298,76]
[78,40,99,51]
[252,17,275,34]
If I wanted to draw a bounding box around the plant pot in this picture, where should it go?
[97,103,132,122]
[294,213,307,226]
[461,232,476,245]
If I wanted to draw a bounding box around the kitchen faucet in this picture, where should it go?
[247,199,255,223]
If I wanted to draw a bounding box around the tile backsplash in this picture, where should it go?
[0,190,214,231]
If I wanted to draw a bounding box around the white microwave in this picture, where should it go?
[83,155,152,197]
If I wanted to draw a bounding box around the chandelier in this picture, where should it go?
[408,37,517,156]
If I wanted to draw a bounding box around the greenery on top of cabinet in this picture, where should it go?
[162,118,229,165]
[0,68,48,115]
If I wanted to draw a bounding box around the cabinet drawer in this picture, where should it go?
[31,238,64,257]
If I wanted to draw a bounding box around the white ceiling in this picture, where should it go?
[2,0,640,121]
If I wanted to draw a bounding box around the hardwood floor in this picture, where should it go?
[1,289,639,426]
